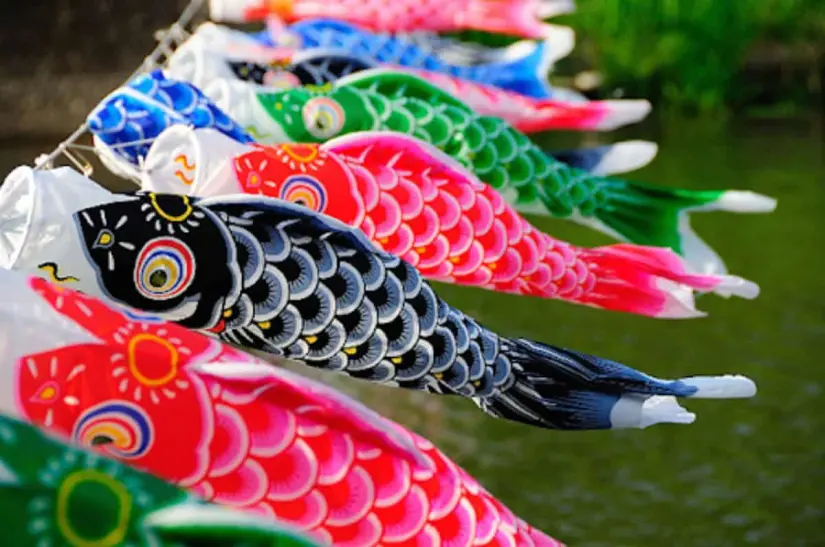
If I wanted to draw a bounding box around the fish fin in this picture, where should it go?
[463,0,570,39]
[479,340,756,430]
[548,140,658,176]
[582,178,777,274]
[586,99,653,131]
[536,0,577,18]
[514,98,651,133]
[209,0,270,23]
[489,27,574,98]
[560,242,759,318]
[338,68,473,111]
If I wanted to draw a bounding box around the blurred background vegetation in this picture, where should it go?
[458,0,825,114]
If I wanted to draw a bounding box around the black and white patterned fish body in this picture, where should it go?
[0,169,757,432]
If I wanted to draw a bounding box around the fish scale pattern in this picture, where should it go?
[15,276,564,547]
[210,199,517,399]
[284,20,517,83]
[268,0,551,38]
[348,80,615,217]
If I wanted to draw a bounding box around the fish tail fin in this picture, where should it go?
[557,243,760,318]
[478,340,757,430]
[536,0,577,18]
[517,98,651,133]
[587,179,777,274]
[209,0,267,23]
[465,0,573,39]
[490,26,574,98]
[587,99,653,131]
[548,140,658,176]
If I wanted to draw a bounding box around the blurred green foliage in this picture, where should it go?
[454,0,825,113]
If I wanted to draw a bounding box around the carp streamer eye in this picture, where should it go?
[302,97,345,139]
[72,401,154,459]
[279,175,327,212]
[133,237,196,301]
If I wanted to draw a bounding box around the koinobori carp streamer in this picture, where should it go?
[0,268,564,546]
[167,26,654,135]
[251,17,573,99]
[208,0,576,39]
[204,70,778,275]
[140,125,758,319]
[0,412,322,547]
[0,166,758,434]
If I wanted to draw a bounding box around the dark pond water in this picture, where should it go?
[1,114,823,546]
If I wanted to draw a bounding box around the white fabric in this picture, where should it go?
[203,78,291,144]
[142,126,250,196]
[0,166,130,291]
[0,268,102,418]
[208,0,263,23]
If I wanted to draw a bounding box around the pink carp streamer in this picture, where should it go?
[403,68,652,132]
[143,128,758,318]
[210,0,571,39]
[2,270,564,547]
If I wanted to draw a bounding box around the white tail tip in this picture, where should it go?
[595,99,653,130]
[542,24,576,64]
[536,0,577,18]
[610,395,696,429]
[682,375,758,399]
[209,0,260,23]
[653,278,707,319]
[591,140,658,176]
[712,275,761,300]
[713,191,778,213]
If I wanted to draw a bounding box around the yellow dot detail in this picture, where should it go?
[39,386,57,400]
[258,321,271,329]
[434,373,444,380]
[56,469,132,547]
[391,357,403,364]
[343,347,358,355]
[305,335,318,344]
[223,309,233,318]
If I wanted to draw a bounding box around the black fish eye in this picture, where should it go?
[91,435,113,446]
[149,270,168,288]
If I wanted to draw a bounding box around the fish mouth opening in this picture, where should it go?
[0,166,37,271]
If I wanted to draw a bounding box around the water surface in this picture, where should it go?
[1,115,823,546]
